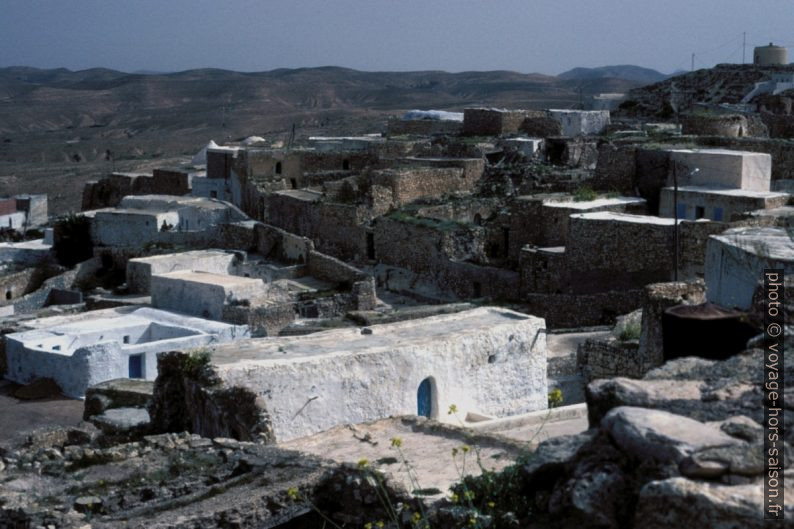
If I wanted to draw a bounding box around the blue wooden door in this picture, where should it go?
[128,354,143,378]
[417,378,432,417]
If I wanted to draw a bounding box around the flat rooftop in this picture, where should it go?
[274,189,323,201]
[667,148,769,157]
[544,196,645,210]
[130,249,234,264]
[156,270,264,288]
[661,185,789,199]
[121,195,233,212]
[14,306,237,333]
[712,226,794,261]
[571,211,682,225]
[208,307,539,366]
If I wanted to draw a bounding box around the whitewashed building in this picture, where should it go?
[4,307,249,398]
[198,307,547,441]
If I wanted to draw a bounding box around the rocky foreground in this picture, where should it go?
[0,342,792,528]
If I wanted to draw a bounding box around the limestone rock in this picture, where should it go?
[83,378,153,421]
[602,406,740,465]
[587,349,793,430]
[586,377,704,425]
[73,495,103,514]
[523,431,595,482]
[711,415,763,442]
[90,407,151,436]
[634,477,777,529]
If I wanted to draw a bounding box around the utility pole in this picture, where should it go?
[673,163,679,282]
[691,53,695,72]
[742,32,746,64]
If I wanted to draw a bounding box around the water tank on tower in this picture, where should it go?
[754,43,789,65]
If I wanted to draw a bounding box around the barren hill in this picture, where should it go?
[615,63,794,118]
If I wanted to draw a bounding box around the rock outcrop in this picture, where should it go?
[514,345,794,528]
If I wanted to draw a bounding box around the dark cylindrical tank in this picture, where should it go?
[662,303,760,361]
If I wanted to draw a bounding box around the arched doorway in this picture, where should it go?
[417,377,435,417]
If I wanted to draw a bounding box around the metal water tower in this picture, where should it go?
[754,43,789,65]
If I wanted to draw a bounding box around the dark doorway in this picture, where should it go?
[275,161,282,175]
[417,378,434,417]
[366,233,375,260]
[695,206,705,219]
[342,159,350,170]
[128,354,143,378]
[502,227,510,257]
[290,178,298,189]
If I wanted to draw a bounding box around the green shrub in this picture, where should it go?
[619,321,642,341]
[572,186,598,202]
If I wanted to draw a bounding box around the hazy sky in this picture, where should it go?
[2,0,793,75]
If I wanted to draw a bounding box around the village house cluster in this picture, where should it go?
[0,90,792,441]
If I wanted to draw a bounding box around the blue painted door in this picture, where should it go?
[417,378,432,417]
[128,354,143,378]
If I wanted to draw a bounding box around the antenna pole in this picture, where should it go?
[742,32,746,64]
[691,53,695,71]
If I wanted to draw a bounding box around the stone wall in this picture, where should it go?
[82,171,191,211]
[386,118,462,136]
[681,113,749,137]
[263,192,370,261]
[522,289,644,329]
[577,338,642,380]
[0,266,46,304]
[592,144,638,194]
[637,280,706,370]
[545,137,599,169]
[370,166,470,207]
[761,113,794,138]
[565,213,676,293]
[462,109,542,136]
[372,215,485,275]
[520,116,563,137]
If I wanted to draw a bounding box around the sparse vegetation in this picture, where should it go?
[619,321,642,341]
[572,186,598,202]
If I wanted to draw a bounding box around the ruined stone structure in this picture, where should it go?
[82,170,192,210]
[462,108,543,136]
